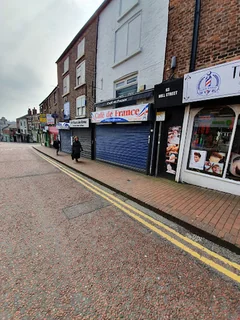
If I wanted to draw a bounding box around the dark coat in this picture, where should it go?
[53,139,61,150]
[72,140,83,159]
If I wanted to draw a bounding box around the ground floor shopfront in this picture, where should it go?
[57,119,92,159]
[153,78,184,179]
[178,59,240,196]
[92,102,153,173]
[179,104,240,196]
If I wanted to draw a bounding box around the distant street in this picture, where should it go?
[0,143,239,320]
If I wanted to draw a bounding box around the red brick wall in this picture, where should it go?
[164,0,240,80]
[57,18,98,120]
[164,0,195,80]
[40,87,59,119]
[196,0,240,69]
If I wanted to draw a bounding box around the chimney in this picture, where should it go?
[32,107,37,115]
[28,108,32,115]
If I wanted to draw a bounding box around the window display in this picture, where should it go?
[226,115,240,181]
[188,107,235,178]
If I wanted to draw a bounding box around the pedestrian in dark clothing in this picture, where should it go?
[71,136,83,162]
[53,137,61,155]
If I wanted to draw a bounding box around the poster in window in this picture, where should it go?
[189,150,207,170]
[203,151,226,177]
[165,126,181,175]
[229,153,240,178]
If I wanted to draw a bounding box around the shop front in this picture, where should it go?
[153,78,185,179]
[91,103,153,173]
[70,119,92,159]
[56,122,72,154]
[180,59,240,195]
[48,126,59,147]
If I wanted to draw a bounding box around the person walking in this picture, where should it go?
[53,137,61,156]
[71,136,83,162]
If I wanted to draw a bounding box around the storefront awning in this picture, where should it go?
[95,89,153,108]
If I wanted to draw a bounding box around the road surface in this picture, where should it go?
[0,143,239,320]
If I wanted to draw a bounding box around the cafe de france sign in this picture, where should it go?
[183,59,240,103]
[91,104,149,123]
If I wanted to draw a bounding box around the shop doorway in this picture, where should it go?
[154,107,184,180]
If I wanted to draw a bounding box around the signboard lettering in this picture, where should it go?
[154,78,183,108]
[91,104,149,123]
[69,119,89,128]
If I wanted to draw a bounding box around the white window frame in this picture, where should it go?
[75,60,86,89]
[119,0,139,20]
[115,74,138,98]
[63,57,69,75]
[76,38,85,61]
[114,12,142,65]
[63,74,70,96]
[76,95,86,118]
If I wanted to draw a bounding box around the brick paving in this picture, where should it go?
[34,145,240,249]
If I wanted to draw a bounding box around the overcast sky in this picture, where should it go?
[0,0,104,121]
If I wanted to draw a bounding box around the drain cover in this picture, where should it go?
[63,197,110,219]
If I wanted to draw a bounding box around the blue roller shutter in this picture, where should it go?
[60,130,72,154]
[96,124,150,172]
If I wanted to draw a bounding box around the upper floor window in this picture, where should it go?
[115,13,141,64]
[63,57,69,74]
[76,61,86,87]
[77,38,85,60]
[76,95,86,117]
[63,75,70,95]
[115,74,138,98]
[119,0,139,18]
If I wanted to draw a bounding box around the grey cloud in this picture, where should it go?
[0,0,104,120]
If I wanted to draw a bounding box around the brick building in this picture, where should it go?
[39,86,59,147]
[164,0,240,79]
[154,0,240,195]
[55,1,110,158]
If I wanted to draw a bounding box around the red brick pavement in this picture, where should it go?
[33,145,240,249]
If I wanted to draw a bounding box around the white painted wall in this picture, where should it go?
[20,119,28,134]
[96,0,169,103]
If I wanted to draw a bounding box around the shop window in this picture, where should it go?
[187,107,235,178]
[226,115,240,181]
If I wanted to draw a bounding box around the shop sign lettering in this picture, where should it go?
[91,104,149,123]
[69,119,89,128]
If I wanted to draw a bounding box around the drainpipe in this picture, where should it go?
[91,16,100,160]
[189,0,201,72]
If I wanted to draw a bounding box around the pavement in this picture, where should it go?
[33,145,240,251]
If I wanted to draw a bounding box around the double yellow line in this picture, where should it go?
[35,151,240,284]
